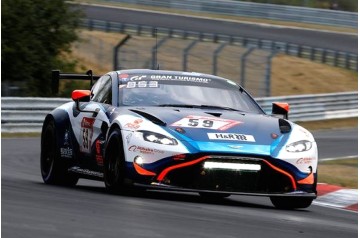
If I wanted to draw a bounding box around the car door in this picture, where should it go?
[71,74,113,171]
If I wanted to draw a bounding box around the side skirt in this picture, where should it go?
[68,166,104,181]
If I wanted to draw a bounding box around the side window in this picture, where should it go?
[91,75,112,104]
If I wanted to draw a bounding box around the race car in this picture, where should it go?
[41,69,318,209]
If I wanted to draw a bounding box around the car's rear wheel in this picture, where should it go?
[270,196,313,209]
[104,128,126,194]
[40,120,78,186]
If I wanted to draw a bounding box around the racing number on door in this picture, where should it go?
[82,128,89,150]
[80,117,95,153]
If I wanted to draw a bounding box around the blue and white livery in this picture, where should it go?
[41,69,318,209]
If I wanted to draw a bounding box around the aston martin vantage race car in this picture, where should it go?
[41,69,318,209]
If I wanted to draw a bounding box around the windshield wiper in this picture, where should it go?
[158,104,196,108]
[158,104,240,111]
[198,105,241,111]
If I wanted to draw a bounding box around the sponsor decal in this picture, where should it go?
[60,147,73,158]
[171,115,241,130]
[296,158,315,165]
[126,81,158,88]
[119,74,129,80]
[61,129,73,158]
[128,145,164,155]
[208,133,255,142]
[130,75,147,81]
[150,75,211,83]
[64,130,70,146]
[124,119,143,130]
[95,140,104,166]
[80,117,95,153]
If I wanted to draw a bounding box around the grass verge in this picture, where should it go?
[318,158,358,189]
[297,118,358,131]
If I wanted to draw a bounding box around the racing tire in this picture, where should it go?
[104,128,126,194]
[40,120,78,186]
[270,196,313,209]
[199,192,231,199]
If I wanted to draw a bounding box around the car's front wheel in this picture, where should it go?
[104,128,126,194]
[40,120,78,186]
[270,196,313,209]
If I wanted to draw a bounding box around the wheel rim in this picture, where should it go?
[105,139,121,186]
[41,128,55,180]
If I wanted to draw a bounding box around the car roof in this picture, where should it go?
[115,69,231,83]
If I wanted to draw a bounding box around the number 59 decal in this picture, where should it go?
[80,117,95,153]
[171,115,241,131]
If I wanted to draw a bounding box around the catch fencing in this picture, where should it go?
[1,92,357,133]
[81,19,358,72]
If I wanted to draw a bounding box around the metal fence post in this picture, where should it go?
[183,40,199,71]
[113,35,131,70]
[265,51,278,97]
[151,37,169,70]
[212,42,228,75]
[240,47,256,87]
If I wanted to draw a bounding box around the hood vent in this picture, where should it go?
[279,119,291,133]
[205,112,222,117]
[129,109,166,126]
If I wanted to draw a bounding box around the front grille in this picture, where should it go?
[164,156,294,193]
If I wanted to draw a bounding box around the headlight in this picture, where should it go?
[286,140,312,152]
[137,130,178,145]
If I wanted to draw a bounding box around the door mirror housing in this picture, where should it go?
[72,90,91,102]
[272,102,289,120]
[71,90,99,117]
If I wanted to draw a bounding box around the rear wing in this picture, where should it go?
[51,70,101,94]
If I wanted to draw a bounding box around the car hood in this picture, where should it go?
[127,107,291,156]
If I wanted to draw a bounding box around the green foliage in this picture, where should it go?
[2,0,81,96]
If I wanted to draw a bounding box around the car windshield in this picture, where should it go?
[118,73,264,114]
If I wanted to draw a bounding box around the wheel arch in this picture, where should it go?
[42,109,74,153]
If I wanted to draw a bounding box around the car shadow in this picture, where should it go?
[35,180,310,212]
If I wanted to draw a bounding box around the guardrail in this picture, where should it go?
[97,0,357,28]
[80,19,358,71]
[1,92,357,133]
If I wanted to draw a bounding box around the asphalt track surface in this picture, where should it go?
[78,4,357,53]
[2,128,357,238]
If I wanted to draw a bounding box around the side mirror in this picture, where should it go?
[72,90,91,102]
[272,102,289,120]
[72,90,99,117]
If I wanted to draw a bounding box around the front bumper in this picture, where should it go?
[133,154,317,197]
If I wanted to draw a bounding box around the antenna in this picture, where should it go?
[152,28,161,70]
[154,28,158,70]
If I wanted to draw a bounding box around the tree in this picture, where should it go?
[2,0,81,96]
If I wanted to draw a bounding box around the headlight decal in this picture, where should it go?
[286,140,312,153]
[137,130,178,145]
